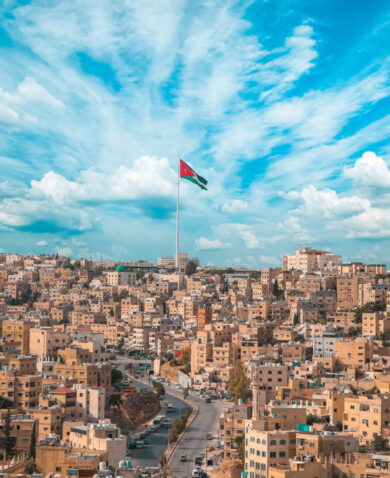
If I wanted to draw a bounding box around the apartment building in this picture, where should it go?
[62,420,126,467]
[245,421,296,478]
[2,319,33,354]
[106,267,136,286]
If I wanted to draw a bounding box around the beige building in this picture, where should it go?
[245,421,296,478]
[107,267,136,286]
[29,327,69,358]
[62,420,126,467]
[283,246,341,273]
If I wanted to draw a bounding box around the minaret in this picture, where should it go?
[252,381,260,421]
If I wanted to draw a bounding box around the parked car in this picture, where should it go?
[180,454,187,462]
[192,470,199,478]
[136,441,144,449]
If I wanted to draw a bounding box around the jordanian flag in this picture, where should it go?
[180,159,208,190]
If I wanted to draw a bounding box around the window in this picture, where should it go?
[279,452,286,457]
[270,452,276,458]
[270,440,276,445]
[279,439,286,445]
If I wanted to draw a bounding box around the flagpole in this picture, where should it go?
[176,155,180,271]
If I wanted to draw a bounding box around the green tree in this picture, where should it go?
[272,279,281,297]
[178,347,190,365]
[108,393,123,407]
[249,272,260,279]
[305,346,313,360]
[0,410,16,459]
[109,308,114,317]
[354,301,386,323]
[153,382,165,397]
[185,261,198,276]
[234,435,245,460]
[0,397,13,408]
[372,434,388,451]
[295,334,305,343]
[159,454,167,469]
[111,368,123,385]
[228,360,252,404]
[30,421,36,459]
[94,265,103,277]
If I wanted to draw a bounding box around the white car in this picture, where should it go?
[192,471,200,478]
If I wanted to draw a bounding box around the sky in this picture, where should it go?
[0,0,390,268]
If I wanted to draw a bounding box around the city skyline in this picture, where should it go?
[1,1,390,267]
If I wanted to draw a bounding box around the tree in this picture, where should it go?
[305,346,313,360]
[272,279,281,297]
[295,334,305,343]
[153,382,165,397]
[354,301,386,323]
[178,347,190,366]
[29,421,36,459]
[159,454,167,469]
[185,261,198,276]
[109,308,114,317]
[183,388,189,400]
[228,360,252,404]
[111,368,123,385]
[249,272,260,279]
[108,393,123,407]
[94,265,103,277]
[234,435,245,460]
[0,397,13,409]
[0,410,16,459]
[372,434,388,451]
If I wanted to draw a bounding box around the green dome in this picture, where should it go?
[116,265,125,272]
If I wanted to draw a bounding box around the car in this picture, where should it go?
[125,450,132,457]
[143,439,148,445]
[150,426,156,432]
[195,457,203,466]
[199,472,207,478]
[180,454,187,462]
[207,433,213,440]
[192,470,200,478]
[136,441,144,449]
[128,441,136,449]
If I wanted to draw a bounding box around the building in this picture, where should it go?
[245,420,296,478]
[283,246,341,274]
[106,266,136,286]
[62,420,126,467]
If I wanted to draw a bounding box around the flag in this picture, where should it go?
[180,159,208,190]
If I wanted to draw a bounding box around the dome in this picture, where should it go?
[116,265,125,272]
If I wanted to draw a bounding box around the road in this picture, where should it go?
[126,377,189,471]
[114,359,226,476]
[167,385,226,478]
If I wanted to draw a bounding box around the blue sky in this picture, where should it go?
[0,0,390,267]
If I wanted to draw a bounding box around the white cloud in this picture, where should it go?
[0,104,19,125]
[285,185,369,218]
[344,151,390,189]
[281,216,313,242]
[238,225,261,249]
[221,199,248,214]
[259,24,318,100]
[36,240,48,246]
[0,77,64,126]
[30,156,176,204]
[343,207,390,239]
[55,246,72,256]
[195,237,231,250]
[259,254,280,265]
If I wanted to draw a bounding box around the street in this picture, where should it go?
[127,378,189,470]
[167,386,226,478]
